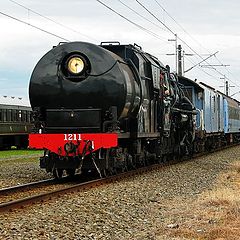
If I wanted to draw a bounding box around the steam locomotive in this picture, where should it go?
[29,41,240,178]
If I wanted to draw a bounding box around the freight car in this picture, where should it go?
[28,41,239,179]
[0,96,32,149]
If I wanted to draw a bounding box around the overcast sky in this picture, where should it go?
[0,0,240,101]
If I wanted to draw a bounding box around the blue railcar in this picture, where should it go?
[177,76,203,131]
[178,77,226,134]
[198,83,224,134]
[178,76,238,151]
[223,96,240,134]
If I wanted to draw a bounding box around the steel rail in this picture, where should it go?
[0,174,83,196]
[0,143,239,212]
[0,164,162,212]
[0,179,57,195]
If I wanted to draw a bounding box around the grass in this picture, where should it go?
[0,149,43,159]
[231,161,240,174]
[155,159,240,240]
[0,149,43,166]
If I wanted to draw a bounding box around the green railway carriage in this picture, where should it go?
[0,96,32,149]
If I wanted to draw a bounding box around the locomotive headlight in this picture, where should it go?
[61,53,90,80]
[67,57,85,75]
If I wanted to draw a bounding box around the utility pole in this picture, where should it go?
[226,80,229,96]
[168,33,177,73]
[220,75,234,96]
[177,44,182,76]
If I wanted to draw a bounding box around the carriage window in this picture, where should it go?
[27,111,32,123]
[12,110,16,122]
[7,109,12,121]
[213,96,216,112]
[26,111,30,122]
[0,109,2,122]
[30,112,34,122]
[22,111,27,122]
[3,109,6,122]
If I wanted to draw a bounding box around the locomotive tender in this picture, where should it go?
[29,41,240,178]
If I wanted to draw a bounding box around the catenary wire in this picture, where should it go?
[0,10,70,41]
[116,0,167,33]
[135,0,175,35]
[97,0,221,84]
[97,0,222,80]
[97,0,239,90]
[8,0,97,42]
[153,0,240,88]
[135,0,231,79]
[96,0,169,42]
[184,55,220,81]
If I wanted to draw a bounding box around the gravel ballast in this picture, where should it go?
[0,154,51,188]
[1,146,240,239]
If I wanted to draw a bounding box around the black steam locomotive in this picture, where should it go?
[29,41,196,178]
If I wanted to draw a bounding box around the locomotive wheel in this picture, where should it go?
[101,168,110,178]
[157,156,163,164]
[53,169,63,179]
[161,155,167,163]
[66,169,75,177]
[159,154,170,163]
[109,167,117,176]
[116,167,124,174]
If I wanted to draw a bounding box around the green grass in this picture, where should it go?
[0,149,43,159]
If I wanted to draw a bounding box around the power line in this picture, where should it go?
[96,0,168,42]
[153,0,240,88]
[184,55,220,80]
[154,0,203,47]
[135,0,175,35]
[97,0,224,80]
[184,51,219,73]
[116,0,167,33]
[135,0,230,79]
[0,10,70,41]
[214,55,240,88]
[9,0,97,42]
[98,0,239,90]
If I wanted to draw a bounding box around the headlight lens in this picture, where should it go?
[67,57,85,75]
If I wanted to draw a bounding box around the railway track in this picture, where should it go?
[0,176,86,211]
[0,179,56,195]
[0,164,162,213]
[0,143,238,213]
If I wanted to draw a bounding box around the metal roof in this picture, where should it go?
[0,96,30,107]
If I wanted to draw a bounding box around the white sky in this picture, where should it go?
[0,0,240,101]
